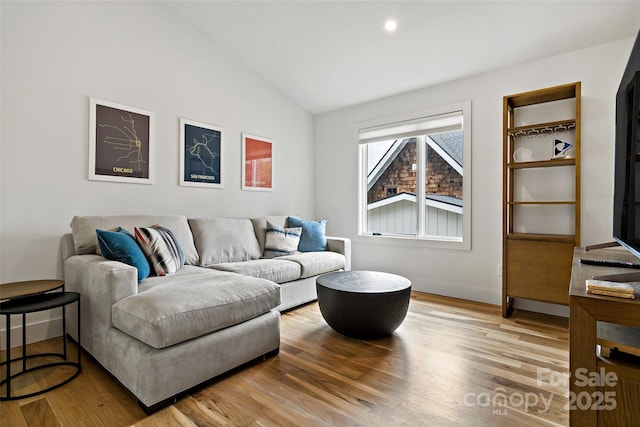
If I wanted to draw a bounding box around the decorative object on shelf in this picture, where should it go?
[179,119,223,188]
[89,98,153,184]
[552,139,574,159]
[507,120,576,137]
[242,133,273,191]
[512,147,533,163]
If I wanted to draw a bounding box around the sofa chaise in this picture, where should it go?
[60,214,351,412]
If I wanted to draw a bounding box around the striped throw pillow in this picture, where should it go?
[263,221,302,258]
[135,225,185,276]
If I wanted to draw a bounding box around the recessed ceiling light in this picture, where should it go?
[384,19,397,33]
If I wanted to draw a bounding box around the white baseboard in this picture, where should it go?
[0,316,63,351]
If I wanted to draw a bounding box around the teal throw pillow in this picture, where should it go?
[96,228,151,282]
[287,216,327,252]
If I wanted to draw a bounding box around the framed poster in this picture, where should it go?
[180,119,223,188]
[242,133,273,191]
[89,98,153,184]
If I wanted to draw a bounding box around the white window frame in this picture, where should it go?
[356,101,471,250]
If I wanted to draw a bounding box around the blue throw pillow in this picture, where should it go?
[96,228,151,282]
[287,216,327,252]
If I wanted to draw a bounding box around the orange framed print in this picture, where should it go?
[89,97,153,184]
[242,133,273,191]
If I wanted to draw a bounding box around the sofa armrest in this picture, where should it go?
[63,254,138,365]
[60,233,76,261]
[64,254,138,307]
[326,237,351,271]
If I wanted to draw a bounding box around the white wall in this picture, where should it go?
[0,1,315,344]
[315,38,635,310]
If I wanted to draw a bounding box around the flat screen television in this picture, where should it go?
[612,29,640,261]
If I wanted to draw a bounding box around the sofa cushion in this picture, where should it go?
[287,216,327,252]
[112,267,280,348]
[189,218,262,266]
[263,221,302,258]
[250,216,288,253]
[135,225,185,276]
[70,215,199,265]
[278,251,345,278]
[96,228,151,282]
[211,259,301,284]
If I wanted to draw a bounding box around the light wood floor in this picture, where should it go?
[1,293,570,426]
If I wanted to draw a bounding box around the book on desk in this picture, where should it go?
[586,279,636,299]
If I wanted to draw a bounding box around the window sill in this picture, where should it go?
[356,233,470,251]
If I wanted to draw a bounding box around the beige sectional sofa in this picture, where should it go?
[60,214,350,412]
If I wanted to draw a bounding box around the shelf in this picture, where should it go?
[506,233,576,243]
[506,82,578,108]
[508,158,576,169]
[507,119,576,137]
[507,201,576,205]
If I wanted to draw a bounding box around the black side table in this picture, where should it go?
[0,290,81,400]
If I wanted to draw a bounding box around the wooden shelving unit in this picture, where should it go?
[502,82,581,317]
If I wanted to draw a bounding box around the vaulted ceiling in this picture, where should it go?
[167,1,640,114]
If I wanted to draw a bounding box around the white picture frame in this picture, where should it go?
[89,97,154,184]
[242,133,274,191]
[179,118,224,188]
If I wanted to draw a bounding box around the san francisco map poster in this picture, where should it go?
[180,118,223,188]
[89,98,153,184]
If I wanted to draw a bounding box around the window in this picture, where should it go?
[357,102,471,249]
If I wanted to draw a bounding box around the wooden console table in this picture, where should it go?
[569,247,640,425]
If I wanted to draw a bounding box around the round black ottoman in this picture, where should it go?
[316,271,411,338]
